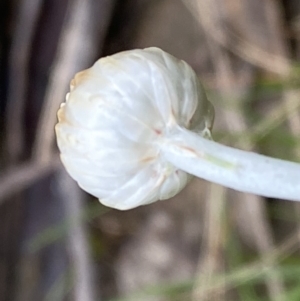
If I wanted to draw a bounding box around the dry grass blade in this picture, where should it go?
[57,169,95,301]
[182,0,290,76]
[283,91,300,248]
[192,184,226,301]
[263,0,300,258]
[192,230,300,299]
[234,193,285,300]
[0,155,61,203]
[182,0,287,299]
[6,0,43,162]
[245,98,300,147]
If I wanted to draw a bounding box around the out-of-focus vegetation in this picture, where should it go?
[1,0,300,300]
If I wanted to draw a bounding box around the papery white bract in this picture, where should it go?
[55,47,214,210]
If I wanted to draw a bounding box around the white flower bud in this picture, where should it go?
[56,47,300,208]
[55,47,214,210]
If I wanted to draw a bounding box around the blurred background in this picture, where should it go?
[1,0,300,300]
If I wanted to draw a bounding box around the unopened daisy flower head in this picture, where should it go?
[55,47,214,210]
[56,47,300,210]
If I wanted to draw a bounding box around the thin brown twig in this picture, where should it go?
[6,0,43,163]
[0,156,61,203]
[182,0,290,76]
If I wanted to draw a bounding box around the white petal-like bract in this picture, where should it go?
[55,47,214,210]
